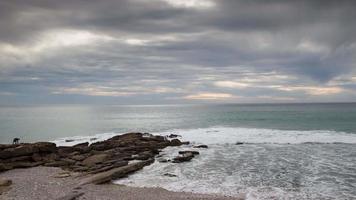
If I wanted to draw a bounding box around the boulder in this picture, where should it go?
[193,145,208,148]
[235,142,244,145]
[82,154,110,166]
[169,139,182,146]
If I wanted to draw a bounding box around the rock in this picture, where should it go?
[44,160,71,167]
[157,158,169,163]
[178,150,199,155]
[82,154,110,166]
[8,161,42,168]
[57,147,77,157]
[71,155,86,161]
[53,172,71,178]
[172,152,195,163]
[193,145,208,148]
[80,159,154,185]
[32,153,42,162]
[0,145,37,159]
[181,141,190,145]
[163,173,177,177]
[65,139,75,143]
[89,138,97,141]
[73,142,89,148]
[167,134,180,138]
[235,142,244,145]
[34,142,57,153]
[0,178,12,186]
[9,155,32,162]
[169,139,182,146]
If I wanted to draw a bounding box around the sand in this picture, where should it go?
[0,167,242,200]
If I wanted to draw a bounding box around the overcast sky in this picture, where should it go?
[0,0,356,105]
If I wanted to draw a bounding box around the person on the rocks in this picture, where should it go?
[13,138,20,144]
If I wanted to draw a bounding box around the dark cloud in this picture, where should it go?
[0,0,356,104]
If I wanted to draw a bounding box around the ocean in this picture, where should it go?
[1,103,356,199]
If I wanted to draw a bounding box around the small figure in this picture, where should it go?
[13,138,20,144]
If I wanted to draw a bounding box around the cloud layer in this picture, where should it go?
[1,0,356,104]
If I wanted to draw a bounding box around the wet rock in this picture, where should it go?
[163,173,177,177]
[82,154,110,166]
[65,139,75,143]
[172,152,195,163]
[157,158,169,163]
[169,139,182,146]
[90,137,97,141]
[167,134,180,138]
[235,142,244,145]
[181,141,190,145]
[193,145,208,148]
[178,150,199,155]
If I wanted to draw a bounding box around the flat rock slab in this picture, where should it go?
[80,159,154,185]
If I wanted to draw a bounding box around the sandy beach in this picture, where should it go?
[0,166,242,200]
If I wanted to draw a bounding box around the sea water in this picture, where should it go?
[0,103,356,199]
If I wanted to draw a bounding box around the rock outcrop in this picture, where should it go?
[0,132,187,183]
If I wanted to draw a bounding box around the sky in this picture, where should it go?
[0,0,356,105]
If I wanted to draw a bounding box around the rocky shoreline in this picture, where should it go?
[0,132,237,199]
[0,133,202,184]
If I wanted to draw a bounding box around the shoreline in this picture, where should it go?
[0,166,242,200]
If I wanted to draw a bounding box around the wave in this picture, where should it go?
[154,127,356,144]
[51,127,356,147]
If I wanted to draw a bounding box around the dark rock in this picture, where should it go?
[82,154,110,166]
[235,142,244,145]
[65,139,75,143]
[169,139,182,146]
[9,155,32,162]
[44,160,71,167]
[193,145,208,148]
[73,142,89,148]
[163,173,177,177]
[157,158,169,163]
[181,141,190,145]
[89,138,97,141]
[172,152,195,163]
[178,151,199,155]
[167,134,180,138]
[71,155,87,161]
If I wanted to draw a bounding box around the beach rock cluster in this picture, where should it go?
[0,132,189,184]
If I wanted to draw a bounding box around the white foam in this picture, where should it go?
[51,132,119,146]
[154,127,356,144]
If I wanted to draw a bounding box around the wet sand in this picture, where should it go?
[0,166,242,200]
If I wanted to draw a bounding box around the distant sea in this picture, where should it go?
[1,103,356,199]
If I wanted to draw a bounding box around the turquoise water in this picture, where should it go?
[1,103,356,143]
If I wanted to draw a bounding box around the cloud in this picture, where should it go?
[183,92,235,100]
[0,0,356,104]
